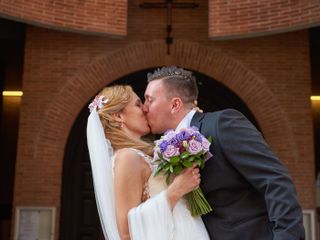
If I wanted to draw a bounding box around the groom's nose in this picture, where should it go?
[142,103,149,114]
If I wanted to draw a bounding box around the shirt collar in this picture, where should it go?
[175,109,196,131]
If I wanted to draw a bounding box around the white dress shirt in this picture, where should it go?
[175,109,196,131]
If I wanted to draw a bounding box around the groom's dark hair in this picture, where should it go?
[147,66,198,106]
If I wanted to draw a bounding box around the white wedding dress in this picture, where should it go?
[120,148,210,240]
[87,109,209,240]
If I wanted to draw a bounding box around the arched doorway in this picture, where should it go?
[59,67,259,239]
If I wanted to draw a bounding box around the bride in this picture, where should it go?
[87,85,209,240]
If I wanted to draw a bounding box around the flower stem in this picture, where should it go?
[187,187,213,217]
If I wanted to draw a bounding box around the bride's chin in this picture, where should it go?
[142,128,151,136]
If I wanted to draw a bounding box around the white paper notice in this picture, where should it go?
[18,210,40,240]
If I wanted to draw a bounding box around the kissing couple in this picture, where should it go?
[87,66,305,240]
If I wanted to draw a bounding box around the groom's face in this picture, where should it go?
[144,79,173,134]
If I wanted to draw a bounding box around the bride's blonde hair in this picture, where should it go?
[97,85,153,155]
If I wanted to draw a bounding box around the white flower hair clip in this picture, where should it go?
[88,95,109,112]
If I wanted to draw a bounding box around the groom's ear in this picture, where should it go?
[171,97,183,114]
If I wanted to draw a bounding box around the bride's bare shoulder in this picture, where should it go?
[114,148,144,168]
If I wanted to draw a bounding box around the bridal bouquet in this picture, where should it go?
[153,127,213,217]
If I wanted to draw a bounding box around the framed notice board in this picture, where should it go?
[303,209,316,240]
[14,206,55,240]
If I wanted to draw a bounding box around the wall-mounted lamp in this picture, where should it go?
[2,91,23,97]
[311,96,320,101]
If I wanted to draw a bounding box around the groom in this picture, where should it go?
[143,66,305,240]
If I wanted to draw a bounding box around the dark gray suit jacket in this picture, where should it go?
[191,109,305,240]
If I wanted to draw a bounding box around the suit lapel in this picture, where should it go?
[190,111,205,131]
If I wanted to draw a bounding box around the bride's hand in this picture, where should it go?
[193,106,203,113]
[166,167,200,208]
[172,167,201,194]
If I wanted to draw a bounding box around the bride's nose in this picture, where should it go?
[142,103,148,113]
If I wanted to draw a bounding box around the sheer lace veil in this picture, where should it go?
[87,109,120,240]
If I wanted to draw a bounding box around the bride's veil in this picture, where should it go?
[87,108,120,240]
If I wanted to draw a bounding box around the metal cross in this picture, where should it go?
[140,0,198,55]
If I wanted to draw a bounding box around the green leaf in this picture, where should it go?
[208,136,213,143]
[187,156,195,162]
[200,159,205,169]
[195,152,203,158]
[159,162,166,167]
[196,159,202,167]
[170,156,180,164]
[154,159,161,163]
[181,152,190,159]
[169,165,174,173]
[173,165,183,175]
[182,161,193,168]
[166,173,172,185]
[164,164,170,171]
[154,162,166,176]
[158,152,166,161]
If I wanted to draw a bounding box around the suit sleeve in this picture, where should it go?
[216,109,305,240]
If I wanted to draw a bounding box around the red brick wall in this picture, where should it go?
[209,0,320,39]
[2,0,320,39]
[12,0,315,239]
[0,0,127,36]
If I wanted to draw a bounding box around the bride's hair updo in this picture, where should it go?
[96,85,152,155]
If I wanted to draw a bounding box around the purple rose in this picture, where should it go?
[201,137,210,152]
[163,145,180,159]
[186,126,199,135]
[163,130,176,142]
[176,130,191,142]
[188,139,203,154]
[164,129,175,135]
[169,136,179,147]
[191,126,199,131]
[159,140,169,153]
[192,132,203,142]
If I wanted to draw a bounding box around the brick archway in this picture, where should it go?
[36,39,298,208]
